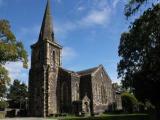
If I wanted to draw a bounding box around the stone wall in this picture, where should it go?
[58,68,72,113]
[29,39,62,117]
[46,43,61,115]
[29,43,46,117]
[28,65,45,117]
[71,73,80,102]
[91,67,113,113]
[79,75,93,113]
[47,67,59,115]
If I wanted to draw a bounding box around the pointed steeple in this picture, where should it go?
[39,0,54,42]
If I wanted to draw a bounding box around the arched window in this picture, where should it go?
[61,82,68,104]
[75,83,79,100]
[101,85,106,104]
[99,87,101,102]
[96,84,98,100]
[100,73,103,79]
[61,82,69,113]
[51,50,55,66]
[101,86,103,104]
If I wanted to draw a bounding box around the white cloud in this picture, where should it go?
[54,0,112,37]
[80,8,111,26]
[4,57,31,85]
[79,0,111,27]
[62,47,77,62]
[77,6,85,11]
[4,62,29,84]
[55,8,111,37]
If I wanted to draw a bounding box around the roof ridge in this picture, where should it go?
[60,67,74,73]
[76,65,100,76]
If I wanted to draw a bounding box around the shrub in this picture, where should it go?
[0,100,8,110]
[145,101,155,112]
[121,92,138,113]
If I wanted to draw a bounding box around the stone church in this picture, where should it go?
[28,0,122,117]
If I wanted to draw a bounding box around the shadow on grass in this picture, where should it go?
[49,114,150,120]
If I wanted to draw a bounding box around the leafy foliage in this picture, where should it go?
[8,80,28,102]
[121,92,138,113]
[0,100,8,110]
[118,4,160,119]
[0,19,28,100]
[0,20,28,68]
[7,79,28,109]
[124,0,160,17]
[0,65,10,98]
[118,4,160,106]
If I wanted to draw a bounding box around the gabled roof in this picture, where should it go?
[60,67,74,73]
[77,66,99,76]
[76,65,112,82]
[60,67,80,76]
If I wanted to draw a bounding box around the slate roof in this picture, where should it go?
[60,65,104,76]
[60,67,74,73]
[77,66,99,76]
[60,67,80,76]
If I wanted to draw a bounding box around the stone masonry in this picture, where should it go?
[28,0,122,117]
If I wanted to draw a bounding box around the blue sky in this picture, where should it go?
[0,0,129,84]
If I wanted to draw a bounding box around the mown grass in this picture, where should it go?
[49,114,150,120]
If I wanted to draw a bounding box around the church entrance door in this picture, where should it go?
[82,95,90,115]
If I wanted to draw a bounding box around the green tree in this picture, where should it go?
[7,79,28,109]
[124,0,159,17]
[0,100,8,110]
[0,19,28,99]
[0,65,10,98]
[121,92,138,113]
[118,4,160,119]
[0,20,28,67]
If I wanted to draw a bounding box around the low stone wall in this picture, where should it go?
[0,111,5,119]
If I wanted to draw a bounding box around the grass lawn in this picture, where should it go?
[49,114,150,120]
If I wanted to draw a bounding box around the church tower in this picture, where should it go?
[29,0,62,117]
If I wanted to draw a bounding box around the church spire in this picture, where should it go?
[39,0,54,42]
